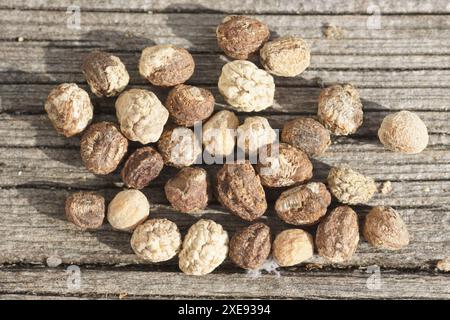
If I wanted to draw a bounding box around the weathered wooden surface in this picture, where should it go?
[1,267,448,299]
[2,0,450,14]
[0,1,449,299]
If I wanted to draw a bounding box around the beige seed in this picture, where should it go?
[378,111,428,154]
[272,229,314,267]
[363,206,410,250]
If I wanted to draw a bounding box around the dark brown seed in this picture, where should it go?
[216,15,270,60]
[166,84,215,127]
[281,117,331,157]
[256,143,313,187]
[81,50,129,97]
[121,147,164,189]
[80,122,128,175]
[165,167,209,213]
[65,191,105,230]
[216,161,267,221]
[275,182,331,226]
[316,206,360,263]
[229,223,271,270]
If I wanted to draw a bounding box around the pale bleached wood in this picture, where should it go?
[0,139,449,188]
[3,85,450,114]
[2,45,450,88]
[0,267,448,299]
[0,113,448,148]
[2,0,450,14]
[1,4,449,298]
[4,41,450,69]
[0,10,450,47]
[0,182,448,268]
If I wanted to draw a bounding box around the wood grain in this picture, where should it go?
[0,2,449,299]
[0,183,448,268]
[1,113,449,147]
[2,0,450,14]
[3,85,450,114]
[0,267,448,299]
[2,11,450,45]
[2,45,450,88]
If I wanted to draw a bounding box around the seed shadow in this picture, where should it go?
[16,182,134,254]
[357,98,389,146]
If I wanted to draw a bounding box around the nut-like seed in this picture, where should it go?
[216,15,270,60]
[139,44,195,87]
[216,161,267,221]
[275,182,331,226]
[316,206,359,263]
[380,181,393,195]
[218,60,275,112]
[237,116,277,155]
[65,191,105,230]
[436,258,450,272]
[323,25,345,40]
[272,229,314,267]
[166,84,215,127]
[327,167,377,205]
[131,218,181,262]
[107,189,150,232]
[317,84,363,136]
[81,50,129,97]
[179,219,229,275]
[257,143,313,188]
[44,83,93,137]
[378,110,428,154]
[80,122,128,175]
[260,36,311,77]
[228,223,271,270]
[363,206,410,250]
[115,89,169,144]
[121,147,164,189]
[157,126,202,168]
[165,167,209,213]
[202,110,239,157]
[281,117,331,157]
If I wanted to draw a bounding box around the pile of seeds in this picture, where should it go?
[45,15,428,276]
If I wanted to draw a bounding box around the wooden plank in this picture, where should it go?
[3,11,450,40]
[2,0,450,14]
[1,113,449,149]
[3,42,450,70]
[4,43,450,71]
[2,50,450,87]
[2,45,450,88]
[2,12,450,54]
[0,294,91,300]
[2,85,450,114]
[1,144,449,188]
[0,267,448,299]
[0,179,448,268]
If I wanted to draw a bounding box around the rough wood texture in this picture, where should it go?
[0,267,448,299]
[2,0,450,14]
[3,45,450,87]
[0,1,449,299]
[0,187,448,269]
[3,85,450,114]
